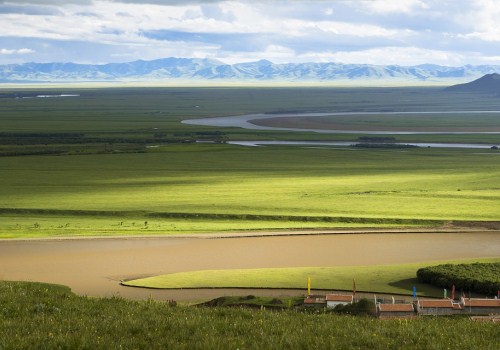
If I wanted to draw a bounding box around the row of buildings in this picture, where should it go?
[304,293,500,319]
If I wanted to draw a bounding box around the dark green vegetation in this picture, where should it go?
[417,263,500,296]
[202,295,376,316]
[333,299,376,316]
[255,112,500,132]
[1,87,500,237]
[1,281,499,349]
[1,87,500,153]
[200,295,304,309]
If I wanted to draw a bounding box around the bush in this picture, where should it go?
[334,299,376,316]
[417,262,500,296]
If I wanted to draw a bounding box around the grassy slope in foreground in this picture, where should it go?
[123,258,500,297]
[1,281,499,350]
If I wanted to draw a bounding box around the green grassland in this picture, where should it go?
[1,86,500,140]
[284,113,500,130]
[1,281,499,350]
[123,258,500,297]
[1,144,500,238]
[1,87,499,347]
[0,213,382,239]
[1,87,500,238]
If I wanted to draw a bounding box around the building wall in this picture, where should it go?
[418,308,455,316]
[462,307,500,315]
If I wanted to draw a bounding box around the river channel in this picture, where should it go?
[1,232,498,301]
[182,111,500,135]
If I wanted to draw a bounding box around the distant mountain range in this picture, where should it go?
[445,73,500,93]
[2,57,500,83]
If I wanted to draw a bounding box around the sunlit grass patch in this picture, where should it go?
[0,213,405,239]
[123,258,500,297]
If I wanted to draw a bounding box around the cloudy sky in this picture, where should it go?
[1,0,500,66]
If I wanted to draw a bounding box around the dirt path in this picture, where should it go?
[1,231,499,301]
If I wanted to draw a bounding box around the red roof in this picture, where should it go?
[326,294,353,302]
[378,304,414,312]
[463,299,500,308]
[419,299,454,308]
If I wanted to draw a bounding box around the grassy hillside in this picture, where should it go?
[1,281,499,349]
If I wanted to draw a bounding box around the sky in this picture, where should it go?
[1,0,500,66]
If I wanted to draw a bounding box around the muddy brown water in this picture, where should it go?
[0,232,498,301]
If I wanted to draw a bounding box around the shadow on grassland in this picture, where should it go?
[388,278,442,297]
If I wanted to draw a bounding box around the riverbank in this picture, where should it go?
[1,231,498,301]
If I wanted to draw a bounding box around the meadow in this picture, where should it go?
[1,87,500,238]
[123,258,500,297]
[1,144,500,238]
[1,280,499,350]
[1,86,499,347]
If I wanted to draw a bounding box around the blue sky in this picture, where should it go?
[1,0,500,66]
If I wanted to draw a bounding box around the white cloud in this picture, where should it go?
[0,0,499,66]
[0,48,34,55]
[0,0,91,4]
[219,44,296,64]
[311,47,465,66]
[358,0,429,14]
[309,20,406,38]
[456,0,500,42]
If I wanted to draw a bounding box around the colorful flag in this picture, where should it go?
[307,275,311,295]
[413,286,417,299]
[451,285,455,300]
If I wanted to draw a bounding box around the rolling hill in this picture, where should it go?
[444,73,500,93]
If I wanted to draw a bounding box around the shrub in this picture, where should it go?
[417,262,500,296]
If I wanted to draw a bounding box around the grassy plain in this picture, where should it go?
[1,87,500,238]
[254,113,500,132]
[1,144,500,238]
[1,86,500,140]
[1,281,499,350]
[123,258,500,297]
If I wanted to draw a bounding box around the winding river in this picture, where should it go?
[1,231,498,301]
[182,111,500,135]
